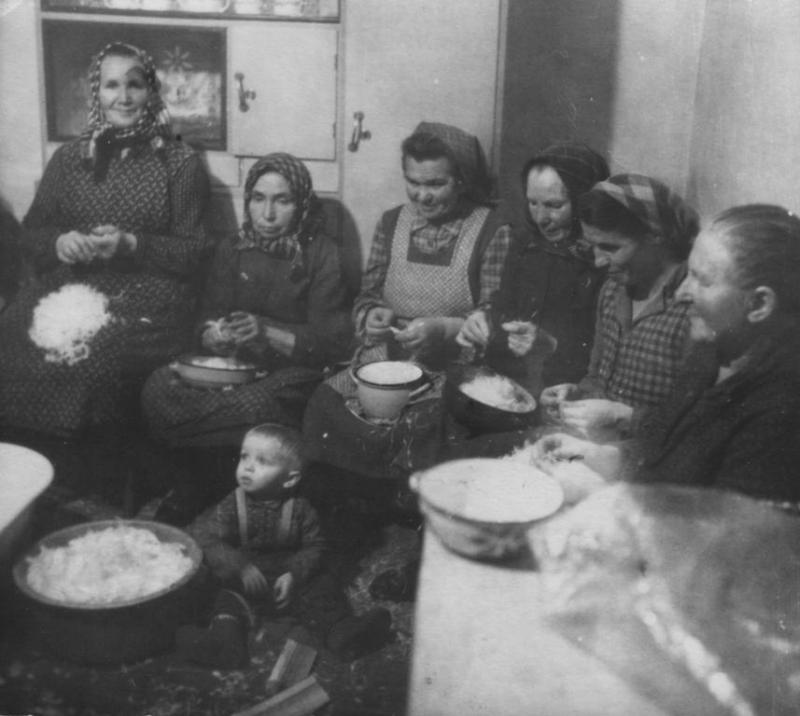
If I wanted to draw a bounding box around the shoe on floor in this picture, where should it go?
[368,558,420,602]
[213,589,255,629]
[326,608,392,661]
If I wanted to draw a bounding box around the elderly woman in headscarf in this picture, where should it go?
[302,121,512,489]
[457,142,610,397]
[0,42,210,489]
[540,173,700,440]
[141,153,351,518]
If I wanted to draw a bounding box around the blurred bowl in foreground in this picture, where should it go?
[411,458,563,561]
[0,443,53,571]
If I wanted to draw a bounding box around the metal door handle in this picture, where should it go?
[348,111,372,152]
[234,72,256,112]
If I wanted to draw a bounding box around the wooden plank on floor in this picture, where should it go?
[265,639,317,697]
[231,675,329,716]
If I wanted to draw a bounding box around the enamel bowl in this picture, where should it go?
[445,364,538,434]
[411,458,564,561]
[0,443,53,572]
[353,360,427,421]
[172,354,257,388]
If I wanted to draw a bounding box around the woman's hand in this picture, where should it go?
[531,432,621,481]
[393,316,446,353]
[501,320,538,357]
[540,383,579,408]
[226,311,261,345]
[201,320,235,355]
[88,224,137,260]
[55,230,96,264]
[364,306,395,343]
[240,564,270,599]
[273,572,295,610]
[559,399,633,439]
[456,310,491,348]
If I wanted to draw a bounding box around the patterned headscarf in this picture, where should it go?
[521,142,610,260]
[589,174,700,257]
[237,152,323,281]
[82,42,171,182]
[407,121,492,204]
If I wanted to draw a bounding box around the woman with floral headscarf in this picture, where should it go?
[457,142,610,398]
[540,173,700,440]
[140,153,351,519]
[0,42,210,475]
[302,121,511,491]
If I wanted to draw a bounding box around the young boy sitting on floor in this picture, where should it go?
[177,422,392,668]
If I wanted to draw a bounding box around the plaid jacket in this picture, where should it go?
[580,264,690,409]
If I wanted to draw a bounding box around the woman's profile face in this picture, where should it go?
[678,228,751,347]
[98,54,150,129]
[403,156,461,222]
[248,172,298,239]
[583,225,664,297]
[526,166,573,243]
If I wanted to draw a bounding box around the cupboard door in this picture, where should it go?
[229,24,338,159]
[341,0,501,264]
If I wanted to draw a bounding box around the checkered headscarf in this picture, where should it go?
[237,153,324,279]
[591,174,699,255]
[82,42,171,181]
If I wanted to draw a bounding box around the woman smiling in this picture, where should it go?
[303,121,511,488]
[0,42,210,470]
[457,142,609,397]
[540,174,699,439]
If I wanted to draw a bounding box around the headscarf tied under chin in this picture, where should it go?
[82,42,172,182]
[411,121,493,205]
[522,142,610,259]
[236,152,323,281]
[590,173,700,258]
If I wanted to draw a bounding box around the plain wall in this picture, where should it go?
[497,0,619,228]
[688,0,800,217]
[0,0,46,218]
[498,0,705,226]
[5,2,800,226]
[607,0,706,193]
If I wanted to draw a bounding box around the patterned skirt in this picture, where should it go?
[0,268,194,438]
[142,363,324,448]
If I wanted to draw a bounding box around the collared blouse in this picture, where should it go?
[580,263,691,409]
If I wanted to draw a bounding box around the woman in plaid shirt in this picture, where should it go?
[541,174,699,440]
[535,204,800,504]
